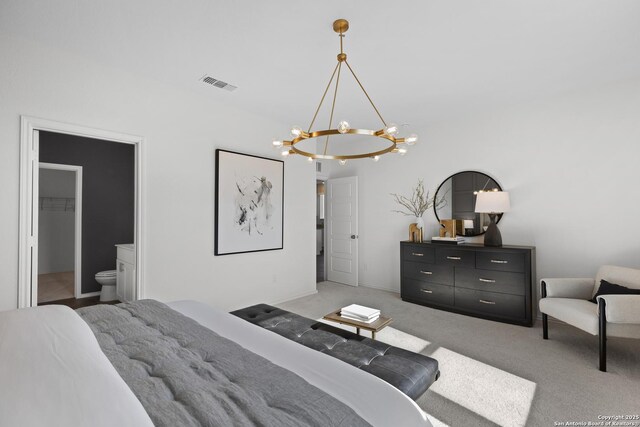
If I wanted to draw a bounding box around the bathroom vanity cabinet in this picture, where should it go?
[116,244,136,302]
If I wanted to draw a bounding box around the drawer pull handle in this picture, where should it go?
[411,253,424,257]
[420,289,433,294]
[478,278,496,283]
[490,259,508,264]
[420,270,433,275]
[446,256,462,260]
[479,299,496,305]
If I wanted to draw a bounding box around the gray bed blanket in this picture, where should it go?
[77,300,369,427]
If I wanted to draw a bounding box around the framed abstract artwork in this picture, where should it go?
[215,149,284,255]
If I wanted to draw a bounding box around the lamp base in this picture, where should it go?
[483,213,503,247]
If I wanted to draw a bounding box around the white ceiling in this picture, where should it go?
[3,0,640,131]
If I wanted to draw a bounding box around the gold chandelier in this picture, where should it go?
[272,19,418,164]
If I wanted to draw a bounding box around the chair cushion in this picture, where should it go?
[231,304,440,400]
[590,280,640,303]
[539,298,599,335]
[594,265,640,298]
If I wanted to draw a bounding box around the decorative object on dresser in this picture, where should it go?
[475,191,511,247]
[434,171,503,237]
[392,179,446,243]
[539,265,640,372]
[400,241,536,326]
[438,219,463,238]
[214,149,284,256]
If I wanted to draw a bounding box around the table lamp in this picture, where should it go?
[475,191,510,246]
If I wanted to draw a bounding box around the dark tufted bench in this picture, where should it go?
[231,304,440,400]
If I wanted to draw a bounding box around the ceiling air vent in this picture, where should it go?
[200,75,237,92]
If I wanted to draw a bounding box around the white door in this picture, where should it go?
[326,176,358,286]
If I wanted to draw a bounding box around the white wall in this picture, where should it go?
[0,34,316,311]
[330,77,640,295]
[38,169,76,274]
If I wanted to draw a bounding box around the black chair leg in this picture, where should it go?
[541,281,549,339]
[599,299,607,372]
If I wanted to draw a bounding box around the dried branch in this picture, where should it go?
[390,179,447,217]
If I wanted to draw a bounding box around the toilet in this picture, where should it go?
[96,270,117,302]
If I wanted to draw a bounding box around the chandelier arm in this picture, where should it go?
[344,60,387,127]
[307,62,340,133]
[323,61,342,156]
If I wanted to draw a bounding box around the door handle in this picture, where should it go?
[350,235,358,239]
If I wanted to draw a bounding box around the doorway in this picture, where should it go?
[19,116,144,309]
[37,164,83,304]
[325,176,359,287]
[316,180,325,282]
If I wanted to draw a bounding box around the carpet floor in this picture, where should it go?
[278,281,640,427]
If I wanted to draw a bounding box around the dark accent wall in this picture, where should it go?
[39,131,135,294]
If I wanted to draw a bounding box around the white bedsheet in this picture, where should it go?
[0,305,154,427]
[169,300,432,427]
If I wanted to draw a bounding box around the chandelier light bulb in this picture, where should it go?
[272,139,283,148]
[405,134,418,146]
[398,147,407,156]
[338,159,347,166]
[337,120,351,134]
[307,157,313,163]
[281,149,291,157]
[384,123,399,137]
[290,126,303,138]
[372,155,380,162]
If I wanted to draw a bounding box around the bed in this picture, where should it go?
[0,300,432,427]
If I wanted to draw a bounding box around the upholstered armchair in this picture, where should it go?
[539,265,640,371]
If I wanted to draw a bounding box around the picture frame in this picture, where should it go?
[215,149,284,255]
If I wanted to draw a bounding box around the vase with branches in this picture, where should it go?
[391,179,447,231]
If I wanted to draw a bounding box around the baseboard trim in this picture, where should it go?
[270,289,318,305]
[359,283,400,294]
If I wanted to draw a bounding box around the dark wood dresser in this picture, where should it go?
[400,241,536,326]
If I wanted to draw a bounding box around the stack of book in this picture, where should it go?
[340,304,380,323]
[431,236,466,245]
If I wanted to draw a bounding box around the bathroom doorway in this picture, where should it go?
[19,116,144,309]
[37,164,83,304]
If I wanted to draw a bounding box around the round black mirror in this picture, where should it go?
[433,171,503,237]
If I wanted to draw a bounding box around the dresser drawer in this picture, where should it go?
[476,251,525,273]
[455,268,525,296]
[402,245,435,263]
[402,279,454,307]
[404,262,454,286]
[455,288,525,320]
[436,247,475,267]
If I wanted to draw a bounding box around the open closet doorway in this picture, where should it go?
[19,116,145,309]
[37,163,83,304]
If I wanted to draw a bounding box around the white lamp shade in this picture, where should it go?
[475,191,510,213]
